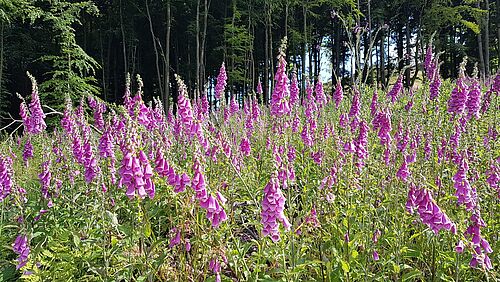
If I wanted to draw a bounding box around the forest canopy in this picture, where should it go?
[0,0,498,126]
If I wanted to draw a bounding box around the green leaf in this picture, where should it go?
[402,270,422,281]
[460,20,479,34]
[341,260,350,273]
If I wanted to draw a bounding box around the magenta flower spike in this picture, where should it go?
[333,80,343,109]
[466,79,481,120]
[290,71,299,107]
[0,155,14,202]
[270,40,291,117]
[19,74,47,135]
[406,185,456,235]
[215,62,227,100]
[315,77,327,108]
[261,171,291,242]
[12,235,30,269]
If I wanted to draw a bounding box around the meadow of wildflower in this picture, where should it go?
[0,41,499,281]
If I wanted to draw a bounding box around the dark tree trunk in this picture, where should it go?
[379,26,386,87]
[164,0,171,112]
[477,1,486,80]
[484,0,490,76]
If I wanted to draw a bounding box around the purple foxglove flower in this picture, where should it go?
[290,71,299,107]
[23,139,34,162]
[348,88,361,119]
[333,80,343,109]
[424,44,434,80]
[406,185,456,235]
[20,75,46,135]
[215,63,227,100]
[354,121,369,168]
[455,240,465,253]
[397,157,410,182]
[12,235,30,269]
[447,77,468,115]
[256,79,263,95]
[315,78,327,108]
[387,75,403,103]
[261,172,290,242]
[466,79,481,120]
[240,138,251,157]
[373,250,380,261]
[430,74,441,101]
[39,160,52,199]
[270,48,291,117]
[372,110,392,147]
[0,155,14,201]
[169,228,181,248]
[453,158,477,211]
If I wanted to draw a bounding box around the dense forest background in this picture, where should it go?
[0,0,498,127]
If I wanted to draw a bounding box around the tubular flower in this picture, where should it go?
[424,44,434,80]
[430,70,441,101]
[452,158,476,211]
[354,120,369,169]
[19,74,46,135]
[98,127,115,159]
[119,150,155,200]
[387,75,403,103]
[290,71,300,107]
[396,157,410,182]
[215,63,227,100]
[447,61,468,115]
[466,79,481,120]
[348,88,361,119]
[333,80,343,109]
[0,155,14,201]
[270,42,291,117]
[240,138,251,157]
[465,210,493,270]
[155,150,190,193]
[176,75,194,135]
[12,235,30,269]
[256,78,263,95]
[192,158,227,227]
[315,78,327,108]
[406,185,456,235]
[230,95,239,115]
[261,172,291,242]
[38,160,51,199]
[486,163,499,198]
[23,139,34,162]
[372,110,392,146]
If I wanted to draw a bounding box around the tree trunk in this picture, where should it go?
[196,0,200,100]
[302,5,307,97]
[200,0,210,100]
[477,1,486,81]
[335,21,341,81]
[380,26,386,87]
[119,0,127,76]
[0,20,4,101]
[397,24,404,72]
[484,0,490,76]
[405,20,411,87]
[269,9,274,93]
[497,0,500,66]
[164,0,171,112]
[146,0,163,97]
[264,10,269,104]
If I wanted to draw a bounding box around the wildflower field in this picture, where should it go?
[0,43,499,282]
